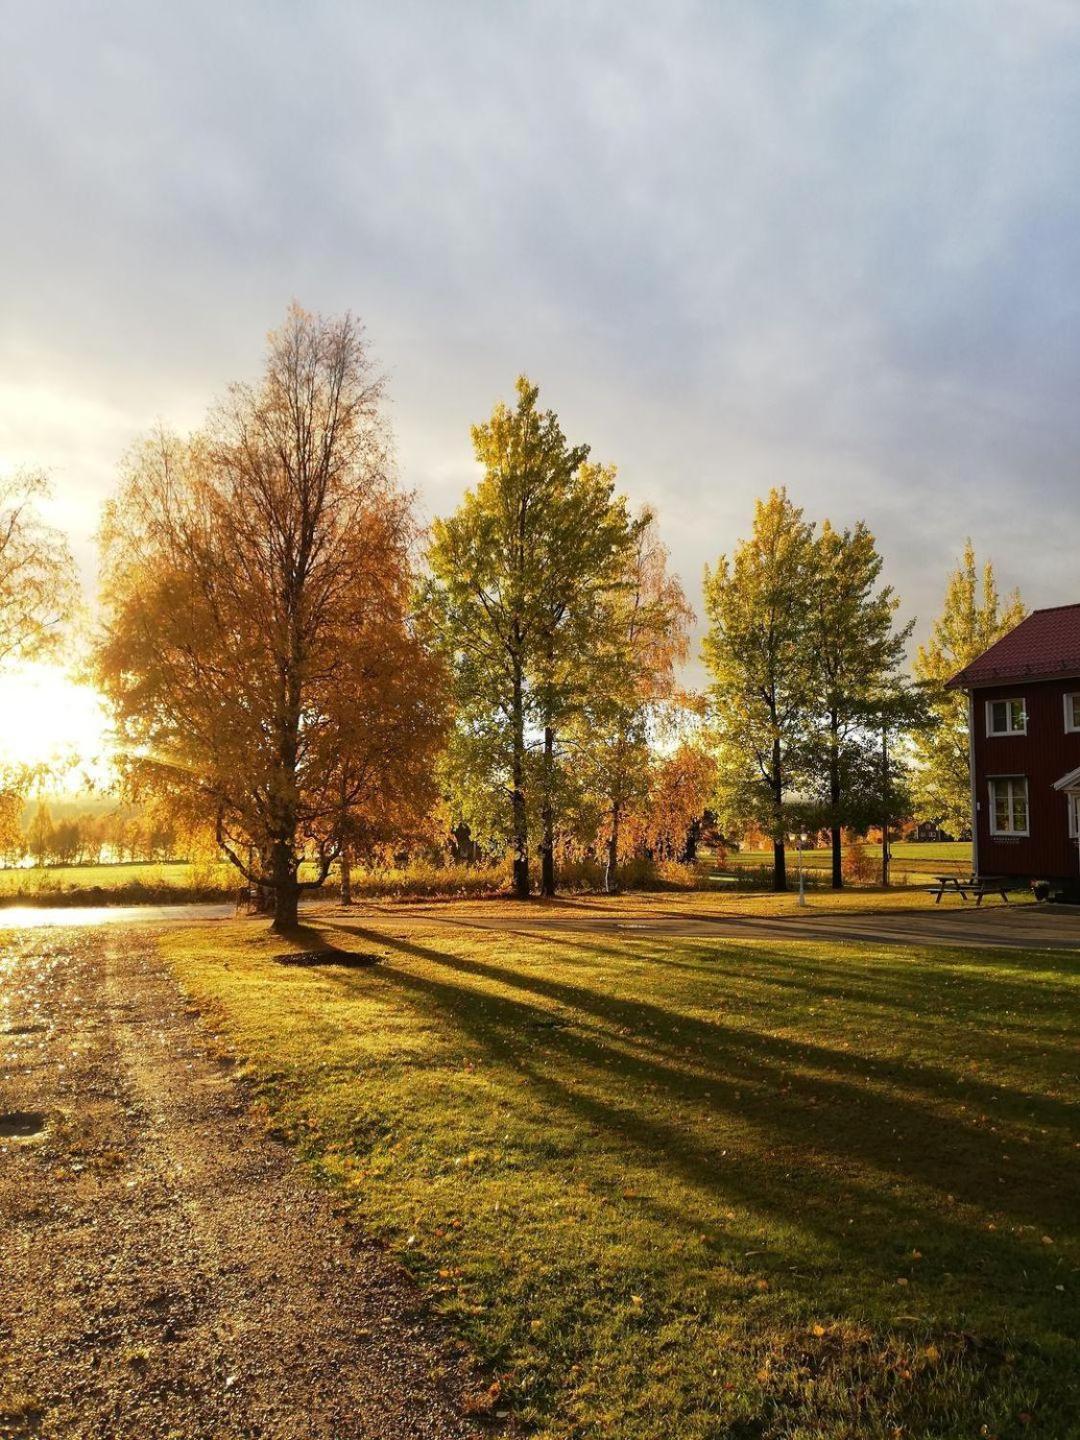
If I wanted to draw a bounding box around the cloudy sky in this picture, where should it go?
[3,0,1079,691]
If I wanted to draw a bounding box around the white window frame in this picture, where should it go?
[1069,792,1080,840]
[988,776,1030,837]
[986,697,1027,736]
[1065,693,1080,734]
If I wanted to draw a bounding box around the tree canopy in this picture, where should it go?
[912,541,1026,835]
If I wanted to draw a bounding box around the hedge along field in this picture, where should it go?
[162,903,1078,1440]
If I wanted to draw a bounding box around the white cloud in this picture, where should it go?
[1,0,1078,662]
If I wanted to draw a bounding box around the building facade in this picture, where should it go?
[948,605,1080,889]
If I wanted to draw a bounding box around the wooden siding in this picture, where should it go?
[972,675,1080,881]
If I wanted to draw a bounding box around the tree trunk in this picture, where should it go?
[511,659,530,899]
[270,840,299,932]
[540,725,556,897]
[881,726,890,888]
[340,848,352,906]
[830,712,843,889]
[243,847,273,912]
[605,803,621,894]
[773,836,788,892]
[772,739,788,892]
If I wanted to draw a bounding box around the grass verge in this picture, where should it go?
[161,901,1077,1438]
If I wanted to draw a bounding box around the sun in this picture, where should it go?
[0,661,112,778]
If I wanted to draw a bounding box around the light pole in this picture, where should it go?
[791,830,808,906]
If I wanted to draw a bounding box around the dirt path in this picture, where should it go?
[0,929,489,1440]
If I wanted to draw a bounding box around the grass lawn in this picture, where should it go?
[161,899,1078,1439]
[0,860,237,903]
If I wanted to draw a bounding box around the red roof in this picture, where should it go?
[947,604,1080,689]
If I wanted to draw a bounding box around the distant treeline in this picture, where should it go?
[2,801,182,869]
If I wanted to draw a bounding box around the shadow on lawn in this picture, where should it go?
[306,918,1076,1334]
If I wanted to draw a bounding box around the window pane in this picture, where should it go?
[990,701,1007,734]
[1010,700,1026,731]
[993,781,1011,831]
[1071,695,1080,730]
[1012,785,1028,832]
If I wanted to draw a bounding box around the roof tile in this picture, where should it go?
[947,604,1080,688]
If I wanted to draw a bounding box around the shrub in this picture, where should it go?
[841,841,878,884]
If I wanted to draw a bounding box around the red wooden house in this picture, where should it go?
[947,604,1080,892]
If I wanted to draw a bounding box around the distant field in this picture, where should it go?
[727,841,972,880]
[0,861,237,904]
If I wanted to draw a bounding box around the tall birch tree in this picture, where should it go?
[809,520,912,888]
[426,378,639,897]
[97,307,444,932]
[703,489,815,891]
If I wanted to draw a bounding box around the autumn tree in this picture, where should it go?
[809,520,912,888]
[703,489,815,891]
[0,788,24,864]
[0,469,78,667]
[97,307,445,931]
[630,738,718,866]
[425,377,638,898]
[912,542,1026,835]
[26,801,54,867]
[569,513,692,891]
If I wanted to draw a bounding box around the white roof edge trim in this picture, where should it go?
[1052,765,1080,791]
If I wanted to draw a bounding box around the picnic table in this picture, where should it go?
[927,874,1010,906]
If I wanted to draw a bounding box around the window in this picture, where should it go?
[1069,793,1080,840]
[1065,693,1080,733]
[989,777,1029,836]
[986,698,1027,736]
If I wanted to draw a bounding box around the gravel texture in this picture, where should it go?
[0,929,492,1439]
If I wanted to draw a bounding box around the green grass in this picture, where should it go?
[729,841,971,865]
[161,899,1078,1439]
[726,842,973,882]
[0,860,238,904]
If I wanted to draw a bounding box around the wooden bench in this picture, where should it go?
[927,875,1010,906]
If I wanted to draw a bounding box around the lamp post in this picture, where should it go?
[791,830,808,906]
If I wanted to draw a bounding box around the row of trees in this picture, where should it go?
[701,497,1027,888]
[0,306,1031,927]
[2,803,181,869]
[703,490,918,890]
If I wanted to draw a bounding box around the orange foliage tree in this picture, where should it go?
[96,307,445,931]
[569,513,692,891]
[625,739,718,865]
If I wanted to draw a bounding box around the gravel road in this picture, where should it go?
[0,929,490,1440]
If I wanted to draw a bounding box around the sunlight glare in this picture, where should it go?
[0,663,112,777]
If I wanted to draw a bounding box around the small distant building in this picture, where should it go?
[947,604,1080,893]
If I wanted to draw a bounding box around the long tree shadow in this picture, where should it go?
[386,903,1080,1027]
[326,918,1077,1134]
[301,918,1078,1337]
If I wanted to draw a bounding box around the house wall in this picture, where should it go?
[972,676,1080,880]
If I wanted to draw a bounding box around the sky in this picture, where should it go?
[2,0,1080,764]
